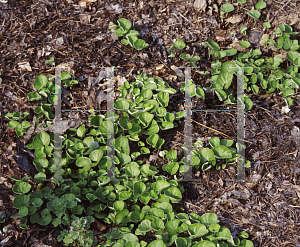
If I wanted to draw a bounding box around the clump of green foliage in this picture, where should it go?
[109,18,149,50]
[195,23,300,109]
[168,39,201,67]
[9,71,253,247]
[57,215,97,247]
[6,112,30,137]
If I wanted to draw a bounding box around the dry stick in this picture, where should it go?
[257,0,293,49]
[191,119,253,144]
[191,119,234,140]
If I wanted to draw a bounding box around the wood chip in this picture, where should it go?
[18,62,32,72]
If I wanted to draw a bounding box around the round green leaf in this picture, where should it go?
[263,22,271,28]
[165,219,180,235]
[76,157,92,169]
[199,148,216,165]
[13,181,31,194]
[247,9,261,20]
[125,162,140,177]
[153,181,170,195]
[115,136,130,155]
[209,137,220,148]
[239,41,251,48]
[164,186,182,203]
[27,92,42,102]
[34,173,46,183]
[134,181,146,197]
[139,112,154,128]
[220,3,234,13]
[157,91,169,107]
[33,132,50,149]
[34,75,48,91]
[115,209,129,225]
[188,223,209,239]
[213,146,232,159]
[175,39,186,49]
[89,149,103,163]
[199,213,220,227]
[151,218,164,230]
[148,240,166,247]
[133,39,149,50]
[239,239,254,247]
[31,198,43,208]
[113,201,125,212]
[117,18,131,31]
[90,116,103,127]
[194,241,216,247]
[8,120,21,129]
[19,206,29,217]
[215,227,232,240]
[255,1,266,10]
[13,194,30,209]
[138,220,152,232]
[244,96,253,111]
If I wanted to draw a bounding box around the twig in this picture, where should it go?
[191,119,235,140]
[269,0,293,24]
[185,201,205,212]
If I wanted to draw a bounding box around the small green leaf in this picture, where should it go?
[244,96,253,111]
[117,18,131,31]
[13,181,31,194]
[13,194,30,209]
[175,39,186,49]
[220,3,234,13]
[247,10,261,20]
[263,22,271,28]
[34,173,46,182]
[8,120,21,129]
[239,41,251,48]
[255,1,266,10]
[34,75,48,91]
[28,92,42,101]
[133,39,149,50]
[121,39,129,45]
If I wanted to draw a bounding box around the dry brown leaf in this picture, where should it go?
[94,219,107,231]
[260,34,269,47]
[225,15,242,24]
[287,14,298,25]
[227,40,246,52]
[193,0,207,11]
[215,30,228,42]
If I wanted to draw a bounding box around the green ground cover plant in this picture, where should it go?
[8,18,300,247]
[168,40,201,67]
[196,23,300,109]
[109,18,149,50]
[8,70,253,247]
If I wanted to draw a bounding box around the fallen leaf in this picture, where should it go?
[228,40,246,51]
[94,219,107,231]
[225,15,242,24]
[260,34,269,47]
[193,0,207,11]
[215,30,228,42]
[287,14,298,25]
